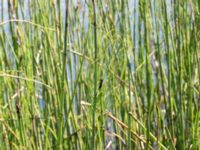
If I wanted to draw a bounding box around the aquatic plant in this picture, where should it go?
[0,0,199,149]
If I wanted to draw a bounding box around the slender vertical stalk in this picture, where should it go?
[143,1,152,149]
[128,70,132,149]
[59,0,69,149]
[162,0,175,142]
[174,0,185,149]
[91,0,98,149]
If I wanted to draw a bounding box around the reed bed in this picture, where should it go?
[0,0,200,149]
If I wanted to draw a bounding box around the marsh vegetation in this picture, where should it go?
[0,0,200,149]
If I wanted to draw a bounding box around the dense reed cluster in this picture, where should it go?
[0,0,200,149]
